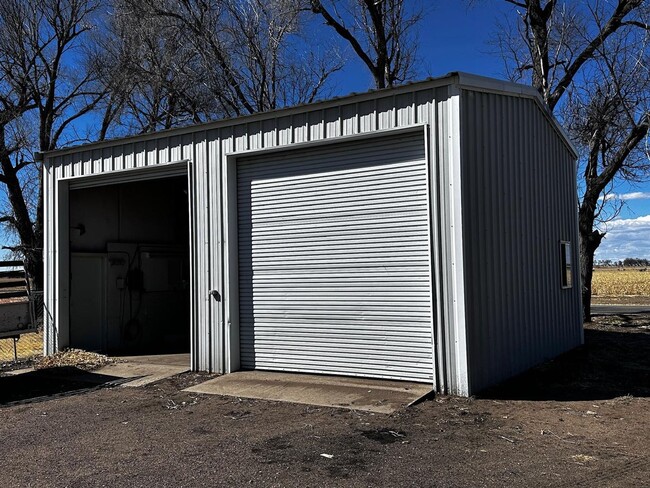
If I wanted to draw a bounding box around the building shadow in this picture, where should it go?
[478,324,650,401]
[0,367,127,406]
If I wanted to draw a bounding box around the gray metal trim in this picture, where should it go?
[227,128,435,382]
[41,72,575,161]
[224,152,241,374]
[422,123,438,390]
[55,180,70,351]
[187,160,199,371]
[65,160,189,189]
[223,125,433,376]
[226,124,428,158]
[50,161,197,370]
[446,85,470,396]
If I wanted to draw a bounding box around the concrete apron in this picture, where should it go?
[184,371,433,414]
[95,354,190,387]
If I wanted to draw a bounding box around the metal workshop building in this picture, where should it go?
[41,73,582,396]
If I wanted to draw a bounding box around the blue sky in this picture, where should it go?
[2,1,649,261]
[326,1,650,262]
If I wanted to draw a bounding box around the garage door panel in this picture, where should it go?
[237,150,425,180]
[240,205,429,224]
[247,178,427,201]
[240,328,434,338]
[240,340,434,353]
[246,217,429,234]
[238,132,434,382]
[240,269,431,280]
[237,359,433,378]
[244,194,429,215]
[241,167,427,193]
[243,174,428,198]
[249,229,429,244]
[241,294,433,302]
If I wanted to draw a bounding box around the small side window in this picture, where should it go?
[560,241,572,288]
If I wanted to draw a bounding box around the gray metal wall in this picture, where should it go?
[42,73,582,395]
[43,81,446,376]
[459,89,582,394]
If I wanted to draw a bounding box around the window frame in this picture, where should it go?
[560,240,573,289]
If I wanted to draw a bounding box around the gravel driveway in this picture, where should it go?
[1,316,648,488]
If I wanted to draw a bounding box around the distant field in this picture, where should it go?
[592,268,650,298]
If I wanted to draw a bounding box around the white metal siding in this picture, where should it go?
[236,132,434,382]
[44,85,438,371]
[43,73,581,395]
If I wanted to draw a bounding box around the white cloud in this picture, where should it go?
[595,214,650,260]
[599,191,650,202]
[620,192,650,200]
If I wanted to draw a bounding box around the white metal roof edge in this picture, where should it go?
[453,72,579,159]
[41,71,578,161]
[40,73,459,160]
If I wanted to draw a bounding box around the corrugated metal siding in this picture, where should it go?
[43,164,55,355]
[460,90,582,394]
[42,88,438,374]
[433,87,467,395]
[41,74,583,393]
[236,132,434,382]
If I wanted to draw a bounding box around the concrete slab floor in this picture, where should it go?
[96,356,189,388]
[115,353,190,368]
[184,371,433,414]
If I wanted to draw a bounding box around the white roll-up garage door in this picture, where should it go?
[237,131,434,382]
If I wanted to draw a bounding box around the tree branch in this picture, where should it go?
[595,113,650,193]
[504,0,527,7]
[548,0,642,109]
[0,215,17,226]
[620,20,650,30]
[310,1,377,77]
[13,160,31,172]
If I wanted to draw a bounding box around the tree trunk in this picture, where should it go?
[579,228,603,322]
[24,247,43,292]
[30,170,44,291]
[0,153,42,290]
[526,1,551,100]
[0,121,42,291]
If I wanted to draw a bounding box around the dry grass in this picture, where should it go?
[0,330,43,363]
[592,268,650,297]
[35,349,116,371]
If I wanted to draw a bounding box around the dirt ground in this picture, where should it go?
[0,315,648,488]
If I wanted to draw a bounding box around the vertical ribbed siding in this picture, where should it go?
[420,85,469,395]
[236,132,434,382]
[43,88,438,374]
[460,90,581,394]
[43,164,55,355]
[41,75,581,393]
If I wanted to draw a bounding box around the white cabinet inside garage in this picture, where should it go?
[236,131,434,382]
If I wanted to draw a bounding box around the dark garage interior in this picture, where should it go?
[68,176,190,355]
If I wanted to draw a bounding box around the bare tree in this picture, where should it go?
[0,0,40,275]
[92,0,213,137]
[309,0,423,89]
[0,0,105,288]
[120,0,342,119]
[494,0,650,320]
